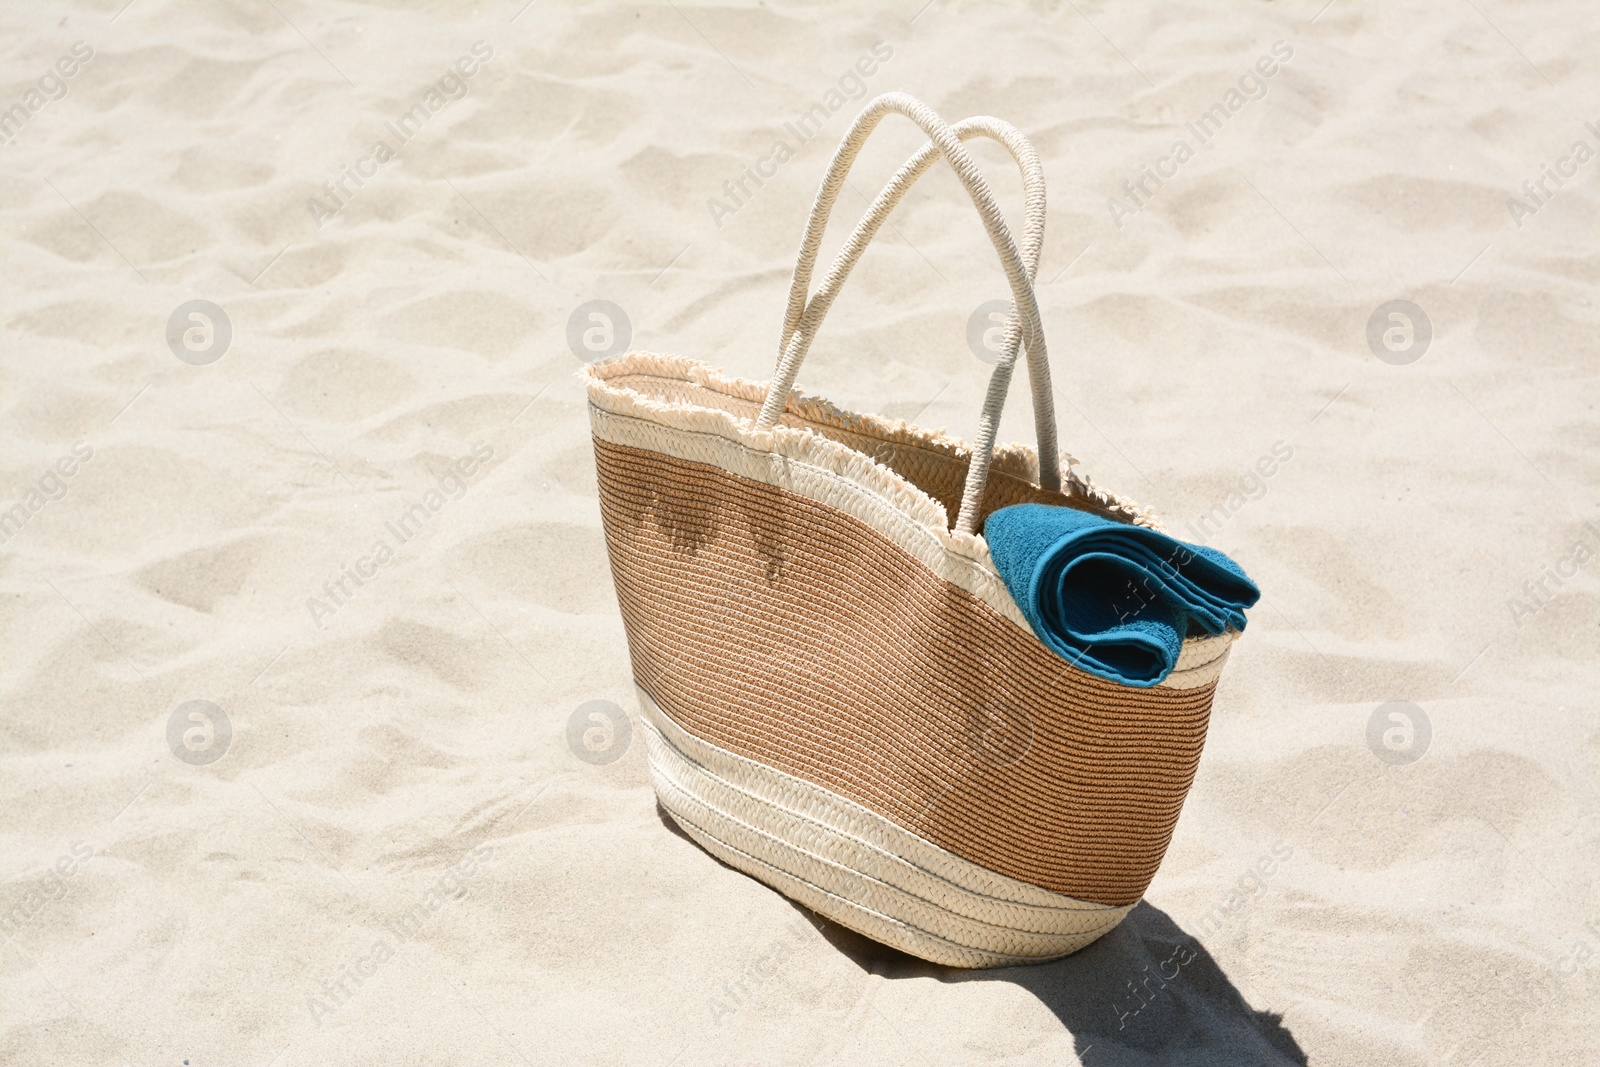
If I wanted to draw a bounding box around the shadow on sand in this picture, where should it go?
[799,898,1308,1066]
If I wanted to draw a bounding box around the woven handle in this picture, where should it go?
[769,113,1048,532]
[755,92,1059,534]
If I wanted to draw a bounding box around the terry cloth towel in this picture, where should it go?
[984,503,1261,688]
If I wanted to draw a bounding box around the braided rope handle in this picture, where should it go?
[755,92,1059,533]
[772,113,1048,531]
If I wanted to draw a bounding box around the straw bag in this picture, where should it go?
[583,93,1236,968]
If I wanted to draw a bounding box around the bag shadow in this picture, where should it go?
[791,897,1309,1065]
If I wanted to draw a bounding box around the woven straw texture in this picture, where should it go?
[638,688,1132,968]
[594,435,1217,908]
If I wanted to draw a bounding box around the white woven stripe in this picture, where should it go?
[661,801,1057,968]
[591,399,1234,689]
[640,687,1123,913]
[639,692,1131,967]
[648,749,1123,963]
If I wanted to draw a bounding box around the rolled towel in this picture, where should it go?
[983,503,1260,688]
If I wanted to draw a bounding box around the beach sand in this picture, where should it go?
[2,1,1596,1063]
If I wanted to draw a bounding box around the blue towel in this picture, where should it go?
[984,503,1260,688]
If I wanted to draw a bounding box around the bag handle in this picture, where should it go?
[774,115,1046,377]
[767,112,1049,533]
[754,92,1060,534]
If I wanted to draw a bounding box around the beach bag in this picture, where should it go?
[582,93,1238,968]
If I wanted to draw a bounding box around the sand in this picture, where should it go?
[2,1,1596,1064]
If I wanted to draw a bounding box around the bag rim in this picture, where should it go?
[582,350,1238,689]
